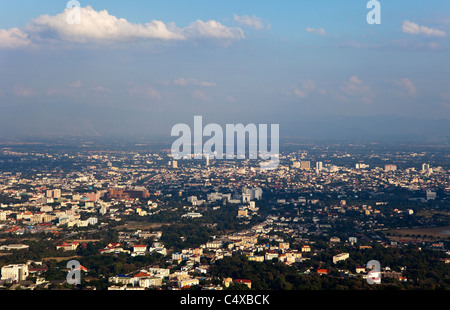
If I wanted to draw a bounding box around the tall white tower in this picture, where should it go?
[316,162,323,171]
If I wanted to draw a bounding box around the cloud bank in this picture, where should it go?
[402,20,446,37]
[0,27,31,48]
[1,6,248,48]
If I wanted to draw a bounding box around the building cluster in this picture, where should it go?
[0,145,448,290]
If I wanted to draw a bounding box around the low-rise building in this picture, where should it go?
[333,253,350,264]
[178,278,199,289]
[1,264,29,281]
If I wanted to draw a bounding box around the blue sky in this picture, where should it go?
[0,1,449,138]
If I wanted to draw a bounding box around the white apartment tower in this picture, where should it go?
[316,162,323,171]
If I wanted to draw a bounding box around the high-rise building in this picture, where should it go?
[384,164,397,172]
[173,160,178,169]
[316,162,323,171]
[46,189,61,199]
[242,187,263,201]
[300,161,311,170]
[422,163,430,172]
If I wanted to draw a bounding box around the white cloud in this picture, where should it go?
[402,20,446,37]
[13,86,35,97]
[293,88,308,98]
[174,78,216,87]
[22,6,244,45]
[233,14,269,30]
[69,81,82,88]
[306,27,326,36]
[128,84,161,100]
[192,89,210,101]
[27,6,184,43]
[181,19,244,40]
[293,79,325,99]
[341,76,370,94]
[90,86,112,93]
[0,27,31,48]
[339,76,373,104]
[225,95,236,102]
[395,78,417,95]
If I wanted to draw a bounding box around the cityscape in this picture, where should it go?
[0,0,449,304]
[0,139,448,291]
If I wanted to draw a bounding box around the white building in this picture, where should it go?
[132,245,147,256]
[384,164,397,172]
[242,187,263,201]
[1,264,29,281]
[148,268,170,278]
[356,163,370,169]
[181,212,203,218]
[87,217,98,225]
[178,278,199,288]
[0,244,29,251]
[242,193,251,203]
[206,241,223,249]
[349,237,358,244]
[333,253,350,264]
[139,277,162,288]
[426,190,437,200]
[316,161,323,171]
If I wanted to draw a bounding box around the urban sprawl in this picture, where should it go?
[0,141,449,290]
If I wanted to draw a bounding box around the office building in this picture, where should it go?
[422,163,430,172]
[300,161,311,170]
[384,164,397,172]
[46,189,61,199]
[316,162,323,171]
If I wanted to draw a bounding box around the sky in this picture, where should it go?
[0,0,449,139]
